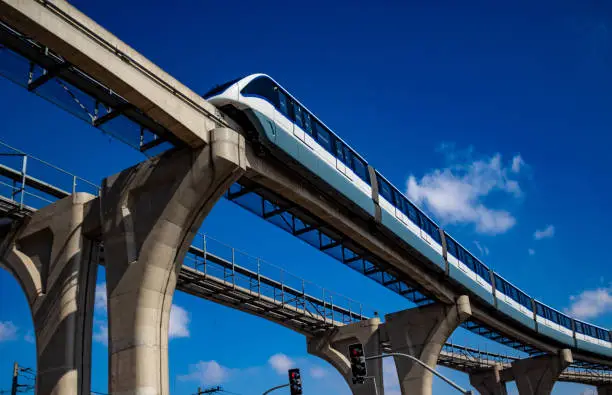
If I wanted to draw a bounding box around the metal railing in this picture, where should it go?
[184,234,375,327]
[0,140,99,212]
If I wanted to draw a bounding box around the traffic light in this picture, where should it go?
[288,368,303,395]
[348,343,367,384]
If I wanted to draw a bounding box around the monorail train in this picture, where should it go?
[203,73,612,359]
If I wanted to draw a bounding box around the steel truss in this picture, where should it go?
[0,21,180,155]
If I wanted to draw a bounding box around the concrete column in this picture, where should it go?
[0,193,98,395]
[100,128,245,395]
[509,349,572,395]
[307,318,384,395]
[469,366,508,395]
[382,295,471,395]
[598,385,612,395]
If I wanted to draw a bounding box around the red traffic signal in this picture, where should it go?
[288,368,303,395]
[348,343,367,384]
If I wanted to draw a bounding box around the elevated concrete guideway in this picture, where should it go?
[0,152,610,395]
[0,0,240,148]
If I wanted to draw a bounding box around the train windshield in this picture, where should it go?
[202,78,240,99]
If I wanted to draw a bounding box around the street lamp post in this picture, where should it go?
[262,383,289,394]
[364,353,472,395]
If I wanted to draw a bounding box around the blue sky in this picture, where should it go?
[0,0,611,393]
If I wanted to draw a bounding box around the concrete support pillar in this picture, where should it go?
[382,295,471,395]
[598,385,612,395]
[100,128,245,395]
[509,349,572,395]
[307,318,384,395]
[0,193,98,395]
[469,366,508,395]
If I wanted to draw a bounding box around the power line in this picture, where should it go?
[194,386,223,394]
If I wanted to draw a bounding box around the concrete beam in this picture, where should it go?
[469,366,508,395]
[243,145,456,305]
[506,349,573,395]
[381,295,471,395]
[0,193,98,395]
[0,0,236,147]
[100,128,245,395]
[307,318,384,395]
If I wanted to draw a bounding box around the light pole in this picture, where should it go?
[365,353,472,395]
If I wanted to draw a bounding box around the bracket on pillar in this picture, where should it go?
[382,295,472,395]
[469,366,508,395]
[506,349,573,395]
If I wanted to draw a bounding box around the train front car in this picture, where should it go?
[205,73,376,218]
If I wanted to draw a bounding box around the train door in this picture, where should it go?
[274,88,294,138]
[302,112,316,149]
[334,140,351,179]
[292,103,306,143]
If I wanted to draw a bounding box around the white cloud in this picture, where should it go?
[309,366,328,379]
[0,321,18,342]
[24,331,35,344]
[95,283,107,311]
[511,155,525,173]
[268,353,295,375]
[169,304,190,339]
[178,361,233,386]
[474,241,489,256]
[407,148,526,235]
[528,248,535,256]
[534,225,555,240]
[565,286,612,320]
[93,322,108,346]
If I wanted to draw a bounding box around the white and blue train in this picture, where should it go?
[203,73,612,359]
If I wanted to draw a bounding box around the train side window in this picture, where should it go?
[293,104,304,129]
[463,252,475,271]
[286,99,295,121]
[475,261,491,283]
[519,293,531,309]
[314,122,332,152]
[559,314,572,330]
[376,174,394,203]
[405,201,418,224]
[494,275,504,293]
[335,138,346,164]
[351,154,369,183]
[446,236,458,259]
[393,190,404,211]
[575,322,584,334]
[278,91,289,117]
[303,112,313,136]
[343,145,353,167]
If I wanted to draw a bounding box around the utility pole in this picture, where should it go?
[11,362,18,395]
[194,386,222,394]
